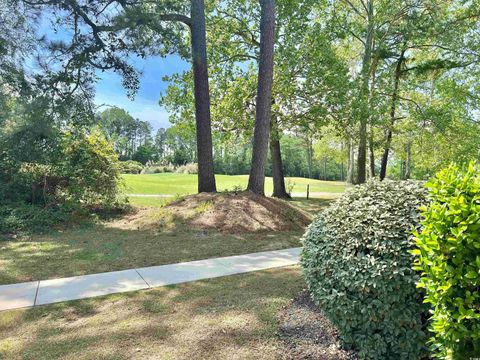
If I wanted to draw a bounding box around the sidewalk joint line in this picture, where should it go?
[135,269,151,288]
[33,281,40,306]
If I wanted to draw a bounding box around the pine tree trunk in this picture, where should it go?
[380,50,405,181]
[306,137,313,179]
[270,119,290,198]
[347,137,355,184]
[404,141,411,179]
[191,0,216,193]
[247,0,276,195]
[356,0,374,184]
[368,130,375,178]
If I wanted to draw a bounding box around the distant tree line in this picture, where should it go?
[100,106,349,180]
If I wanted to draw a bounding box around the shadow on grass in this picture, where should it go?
[0,267,305,359]
[0,221,303,285]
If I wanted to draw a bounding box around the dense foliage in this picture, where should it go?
[119,160,144,174]
[302,180,428,359]
[0,126,122,233]
[413,162,480,359]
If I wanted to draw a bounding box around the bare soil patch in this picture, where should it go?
[278,291,357,360]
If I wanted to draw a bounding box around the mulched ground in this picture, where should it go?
[278,290,358,360]
[166,191,312,233]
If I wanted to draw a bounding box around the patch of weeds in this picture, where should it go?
[153,326,170,339]
[0,338,15,357]
[286,180,296,196]
[173,193,186,201]
[0,310,23,331]
[142,300,170,314]
[70,299,98,316]
[22,336,98,360]
[223,185,243,194]
[281,206,303,223]
[147,209,176,230]
[38,327,63,338]
[195,200,214,214]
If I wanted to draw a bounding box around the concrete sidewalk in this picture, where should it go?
[0,248,301,311]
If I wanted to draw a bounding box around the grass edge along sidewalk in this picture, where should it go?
[0,248,301,311]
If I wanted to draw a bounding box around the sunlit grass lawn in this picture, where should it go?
[0,194,330,285]
[0,266,304,359]
[0,223,303,285]
[122,173,346,195]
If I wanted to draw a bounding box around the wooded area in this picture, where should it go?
[1,0,480,201]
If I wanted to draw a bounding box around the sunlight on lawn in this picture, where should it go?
[0,267,304,359]
[121,173,346,196]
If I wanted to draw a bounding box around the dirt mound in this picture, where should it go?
[278,291,357,360]
[165,191,312,234]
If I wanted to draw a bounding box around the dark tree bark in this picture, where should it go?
[368,130,375,178]
[270,118,290,198]
[356,0,374,184]
[191,0,216,193]
[247,0,276,195]
[380,50,405,181]
[404,141,411,179]
[306,137,313,179]
[346,137,355,184]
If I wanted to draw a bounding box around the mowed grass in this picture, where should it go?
[0,266,305,359]
[0,223,302,285]
[122,173,346,195]
[0,196,330,285]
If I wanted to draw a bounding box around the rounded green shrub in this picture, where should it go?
[119,160,144,174]
[301,180,428,359]
[413,162,480,359]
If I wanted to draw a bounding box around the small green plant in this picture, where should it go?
[413,162,480,359]
[195,200,214,214]
[286,180,295,196]
[302,180,428,359]
[148,208,175,230]
[231,185,242,194]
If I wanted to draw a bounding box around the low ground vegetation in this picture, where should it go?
[0,194,328,285]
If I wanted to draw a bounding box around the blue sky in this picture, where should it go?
[95,56,189,131]
[37,12,190,131]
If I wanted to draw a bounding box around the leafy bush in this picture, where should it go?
[175,162,197,174]
[301,180,428,359]
[413,162,480,359]
[119,160,144,174]
[61,130,121,206]
[0,129,124,234]
[0,203,70,234]
[141,163,175,174]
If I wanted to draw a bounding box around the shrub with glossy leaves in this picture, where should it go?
[413,162,480,359]
[301,180,428,359]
